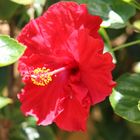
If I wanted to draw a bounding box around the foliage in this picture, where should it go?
[74,0,136,28]
[0,35,25,67]
[110,73,140,123]
[0,0,140,139]
[10,0,34,5]
[0,97,12,109]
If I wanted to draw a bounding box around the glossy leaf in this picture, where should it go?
[10,0,34,5]
[89,0,136,28]
[0,97,12,109]
[110,73,140,123]
[0,35,26,67]
[74,0,136,29]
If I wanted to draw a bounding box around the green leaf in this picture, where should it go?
[0,35,26,67]
[75,0,136,29]
[89,0,136,29]
[10,0,34,5]
[110,73,140,123]
[0,97,13,109]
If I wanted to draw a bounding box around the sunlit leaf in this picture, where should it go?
[133,20,140,30]
[133,62,140,73]
[0,35,26,67]
[0,97,12,109]
[10,0,34,5]
[110,73,140,123]
[138,100,140,111]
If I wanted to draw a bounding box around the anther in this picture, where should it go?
[31,68,52,86]
[31,66,67,86]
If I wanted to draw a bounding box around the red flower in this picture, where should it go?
[17,2,116,131]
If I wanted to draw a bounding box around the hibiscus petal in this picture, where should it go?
[18,69,69,125]
[43,2,102,32]
[18,53,73,82]
[17,1,115,132]
[17,2,102,57]
[78,29,116,104]
[54,95,90,131]
[53,71,90,131]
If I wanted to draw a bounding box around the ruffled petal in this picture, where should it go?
[43,2,102,31]
[53,71,90,131]
[17,2,102,57]
[18,68,69,125]
[54,95,90,131]
[18,55,90,130]
[78,29,116,104]
[17,1,115,131]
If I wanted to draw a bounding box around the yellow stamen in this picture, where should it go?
[31,67,52,86]
[31,66,66,86]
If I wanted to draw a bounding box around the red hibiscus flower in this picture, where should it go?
[17,2,116,131]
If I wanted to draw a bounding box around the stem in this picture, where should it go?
[112,40,140,51]
[123,0,140,10]
[133,0,140,10]
[100,28,115,54]
[100,28,112,47]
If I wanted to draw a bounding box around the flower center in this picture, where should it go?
[31,67,66,86]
